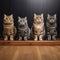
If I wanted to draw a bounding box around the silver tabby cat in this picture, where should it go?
[3,14,16,40]
[46,14,57,40]
[18,16,30,40]
[31,13,45,41]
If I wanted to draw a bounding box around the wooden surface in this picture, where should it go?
[0,40,60,46]
[0,46,60,60]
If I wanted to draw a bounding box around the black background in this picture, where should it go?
[0,0,60,39]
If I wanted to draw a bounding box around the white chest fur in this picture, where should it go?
[33,23,44,29]
[33,23,44,35]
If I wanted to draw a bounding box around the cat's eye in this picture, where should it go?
[49,18,51,19]
[9,18,11,20]
[20,20,22,22]
[36,17,38,19]
[6,18,8,20]
[53,18,54,19]
[40,17,41,19]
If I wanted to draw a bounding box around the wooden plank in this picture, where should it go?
[0,40,60,46]
[0,46,60,60]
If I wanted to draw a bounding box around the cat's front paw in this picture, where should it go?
[52,35,56,40]
[4,38,8,40]
[34,38,38,41]
[10,35,14,41]
[24,37,28,41]
[19,37,22,40]
[4,36,8,40]
[39,38,43,41]
[10,38,14,41]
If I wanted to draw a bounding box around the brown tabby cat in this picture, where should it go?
[31,13,45,41]
[3,14,16,40]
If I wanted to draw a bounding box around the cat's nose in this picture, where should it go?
[8,20,10,22]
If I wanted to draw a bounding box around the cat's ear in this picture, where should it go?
[10,14,13,17]
[54,14,56,19]
[41,13,44,20]
[18,16,21,20]
[41,13,43,17]
[18,16,21,22]
[25,17,27,20]
[4,14,6,18]
[47,14,50,19]
[34,13,36,17]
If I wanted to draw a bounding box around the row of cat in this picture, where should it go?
[3,13,57,41]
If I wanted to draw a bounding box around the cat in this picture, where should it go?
[18,16,30,40]
[46,14,57,40]
[31,13,45,41]
[3,14,16,40]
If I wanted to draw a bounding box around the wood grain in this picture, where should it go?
[0,40,60,46]
[0,46,60,60]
